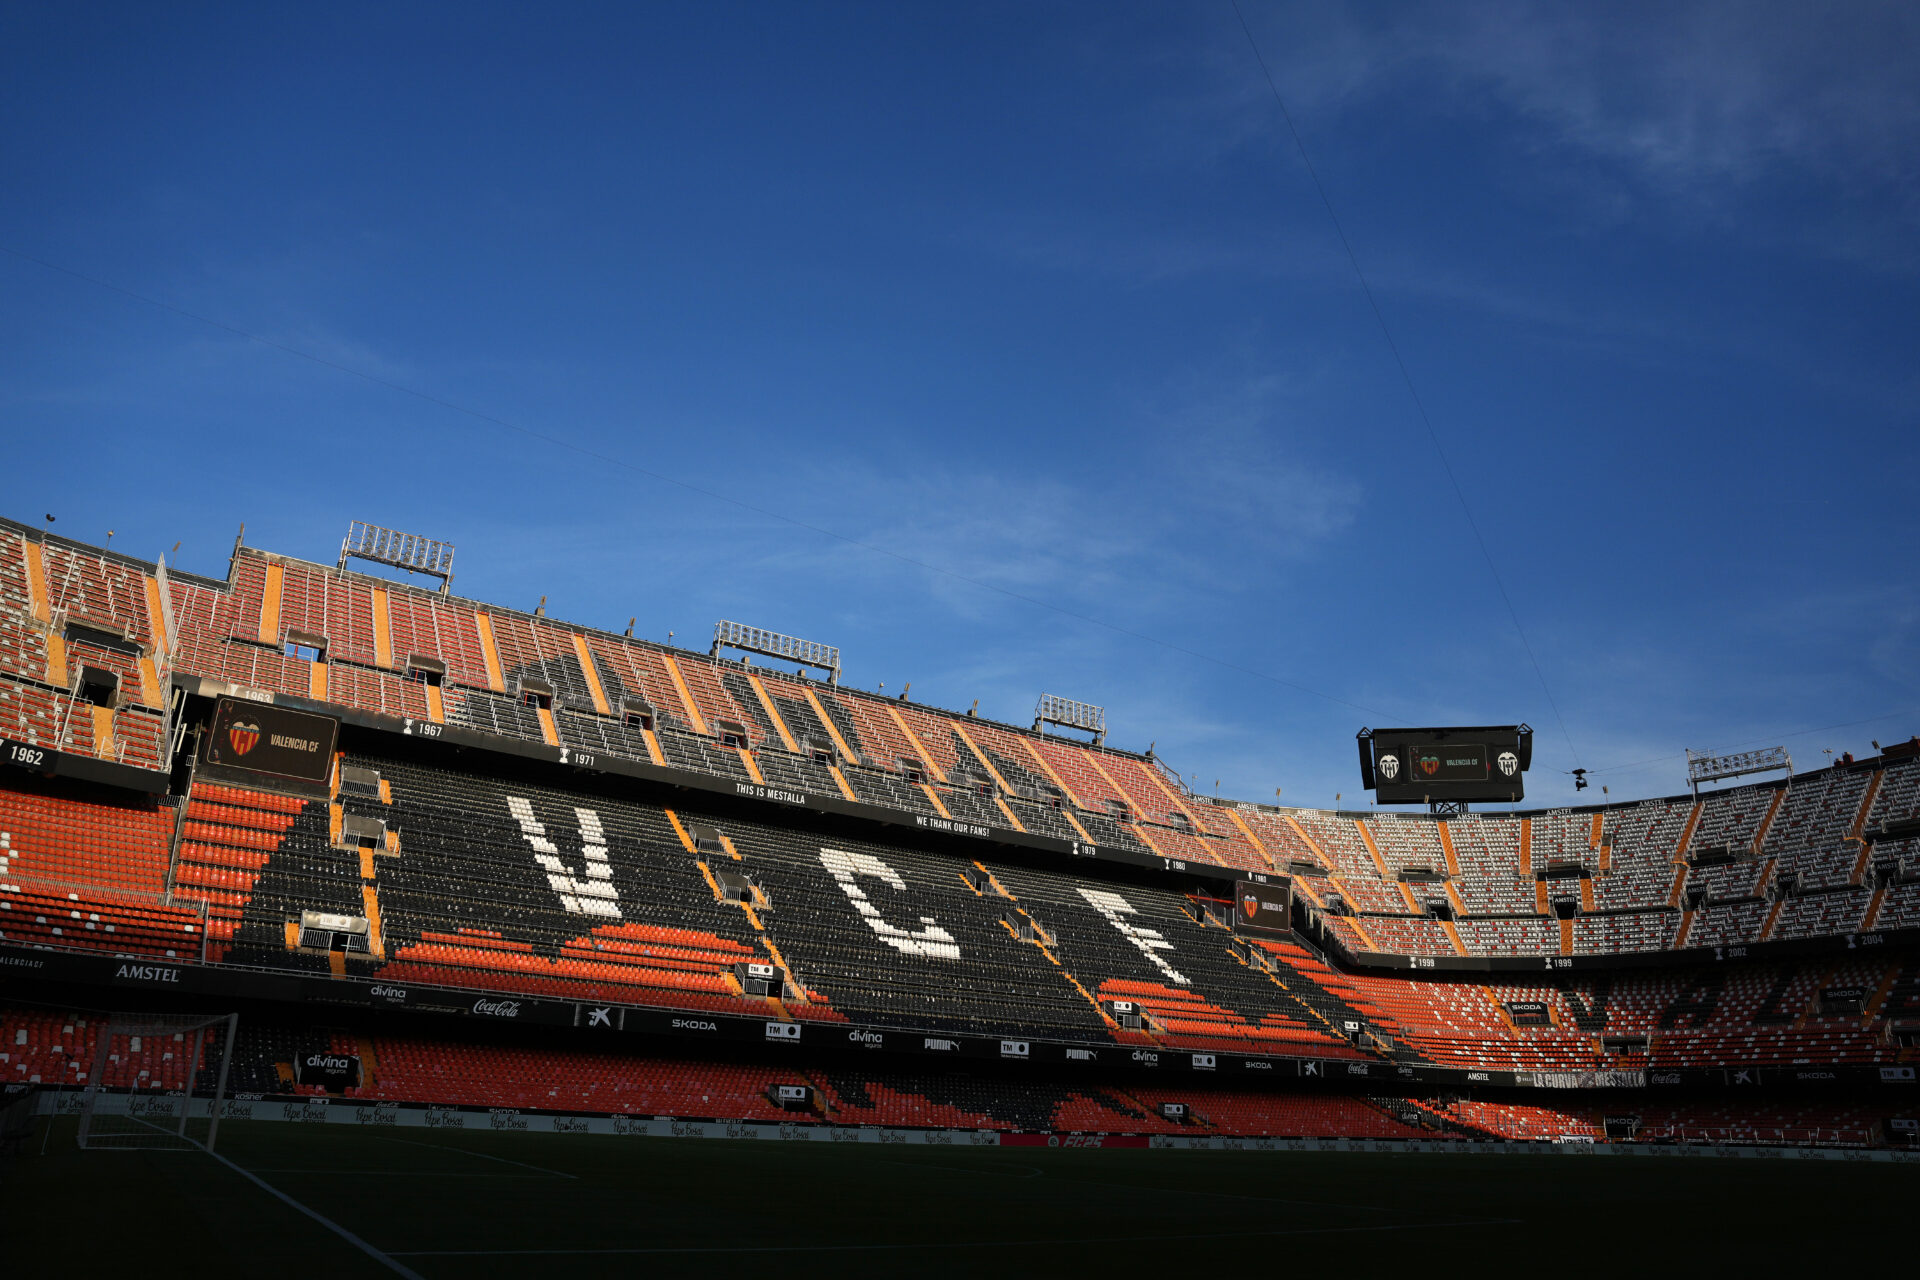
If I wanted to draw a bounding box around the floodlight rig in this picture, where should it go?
[1035,694,1105,745]
[338,521,455,593]
[712,620,841,684]
[1686,746,1791,798]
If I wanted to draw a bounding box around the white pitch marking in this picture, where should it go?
[207,1149,426,1279]
[392,1219,1524,1257]
[376,1134,578,1179]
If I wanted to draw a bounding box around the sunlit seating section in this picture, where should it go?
[1769,769,1872,891]
[1595,799,1691,911]
[0,777,198,958]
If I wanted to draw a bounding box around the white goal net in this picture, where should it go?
[75,1012,238,1152]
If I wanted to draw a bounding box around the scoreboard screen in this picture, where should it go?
[1401,744,1492,783]
[1359,725,1530,805]
[1233,878,1293,937]
[202,696,339,796]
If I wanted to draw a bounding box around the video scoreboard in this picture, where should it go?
[1233,878,1292,937]
[201,697,340,797]
[1357,725,1531,805]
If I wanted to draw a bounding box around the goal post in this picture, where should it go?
[75,1012,239,1152]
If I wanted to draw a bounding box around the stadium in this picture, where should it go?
[3,513,1917,1269]
[7,3,1919,1272]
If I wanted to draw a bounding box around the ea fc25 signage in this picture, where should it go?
[1234,878,1293,937]
[1358,725,1531,806]
[203,697,339,793]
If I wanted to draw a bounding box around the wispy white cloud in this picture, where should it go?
[660,369,1367,641]
[1427,4,1918,187]
[1221,2,1920,267]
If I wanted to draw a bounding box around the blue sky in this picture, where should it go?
[3,2,1916,810]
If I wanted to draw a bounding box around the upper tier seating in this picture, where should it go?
[0,528,173,769]
[1769,769,1872,891]
[1445,814,1532,915]
[1596,799,1691,911]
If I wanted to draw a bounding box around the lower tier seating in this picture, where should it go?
[0,1006,1435,1139]
[8,1005,1898,1147]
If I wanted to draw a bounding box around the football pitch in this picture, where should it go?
[8,1118,1910,1276]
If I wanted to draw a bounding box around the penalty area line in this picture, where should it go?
[204,1148,425,1280]
[393,1218,1525,1257]
[240,1168,558,1178]
[375,1134,578,1178]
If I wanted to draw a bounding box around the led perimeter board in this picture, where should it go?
[1357,725,1531,805]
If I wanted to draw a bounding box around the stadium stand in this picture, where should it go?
[12,1000,1899,1147]
[0,1004,1444,1138]
[2,1007,212,1092]
[23,530,1900,965]
[3,738,1911,1076]
[0,777,202,958]
[1427,1096,1889,1147]
[4,521,1920,1148]
[0,526,171,771]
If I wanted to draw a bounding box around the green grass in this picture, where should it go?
[9,1117,1911,1277]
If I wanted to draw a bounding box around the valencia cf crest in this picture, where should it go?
[1242,894,1259,918]
[1419,753,1440,776]
[1378,754,1400,781]
[229,721,261,756]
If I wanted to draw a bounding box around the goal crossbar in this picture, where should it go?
[76,1011,239,1153]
